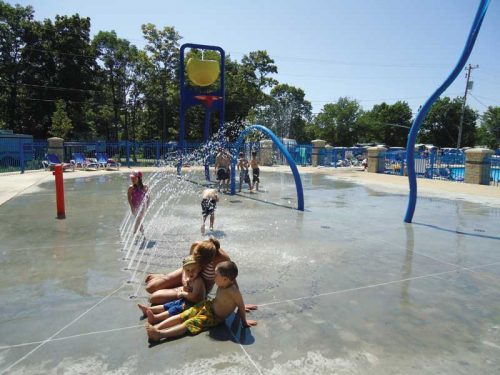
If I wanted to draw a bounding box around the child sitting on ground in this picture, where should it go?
[237,152,251,193]
[200,188,219,235]
[138,255,205,323]
[145,260,257,342]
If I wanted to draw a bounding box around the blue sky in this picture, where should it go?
[10,0,500,117]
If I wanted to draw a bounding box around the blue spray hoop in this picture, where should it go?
[404,0,490,223]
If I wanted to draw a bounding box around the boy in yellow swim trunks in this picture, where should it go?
[145,261,257,341]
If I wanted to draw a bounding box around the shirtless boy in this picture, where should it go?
[214,148,231,193]
[145,261,257,341]
[200,188,219,234]
[250,151,260,191]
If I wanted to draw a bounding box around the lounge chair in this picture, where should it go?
[96,152,120,170]
[42,153,75,172]
[72,153,99,170]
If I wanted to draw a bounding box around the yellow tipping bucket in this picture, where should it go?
[186,58,220,87]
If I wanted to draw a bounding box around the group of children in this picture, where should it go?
[237,151,260,193]
[130,149,261,344]
[202,149,261,234]
[215,148,260,193]
[139,254,257,343]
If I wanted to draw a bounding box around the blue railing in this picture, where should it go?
[2,139,499,189]
[382,150,466,182]
[491,156,500,186]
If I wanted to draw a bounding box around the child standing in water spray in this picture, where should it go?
[127,170,149,235]
[250,151,260,191]
[145,260,257,342]
[138,255,205,323]
[215,148,231,193]
[237,152,251,192]
[201,188,219,235]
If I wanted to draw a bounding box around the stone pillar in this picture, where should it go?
[367,146,387,173]
[259,139,274,166]
[311,139,326,167]
[464,148,493,185]
[324,144,333,166]
[47,137,64,162]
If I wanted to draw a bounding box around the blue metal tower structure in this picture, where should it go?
[178,43,225,180]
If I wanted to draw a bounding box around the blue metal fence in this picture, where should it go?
[2,139,499,188]
[382,149,467,182]
[491,155,500,186]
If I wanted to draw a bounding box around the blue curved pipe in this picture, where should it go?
[404,0,490,223]
[230,125,304,211]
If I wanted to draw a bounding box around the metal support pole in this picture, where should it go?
[457,63,478,149]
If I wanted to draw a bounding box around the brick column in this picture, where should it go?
[311,139,326,167]
[367,146,387,173]
[259,139,274,166]
[47,137,64,162]
[464,148,493,185]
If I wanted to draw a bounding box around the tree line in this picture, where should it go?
[1,2,499,149]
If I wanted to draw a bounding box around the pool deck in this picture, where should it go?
[1,166,500,374]
[2,166,499,208]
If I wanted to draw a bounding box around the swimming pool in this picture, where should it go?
[450,166,500,181]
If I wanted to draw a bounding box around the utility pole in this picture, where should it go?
[457,63,478,149]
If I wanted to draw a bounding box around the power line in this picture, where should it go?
[468,93,490,109]
[0,82,100,93]
[229,50,451,69]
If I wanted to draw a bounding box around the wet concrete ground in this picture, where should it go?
[1,170,499,374]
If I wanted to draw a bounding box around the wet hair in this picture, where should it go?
[192,240,217,266]
[206,237,220,251]
[216,261,238,281]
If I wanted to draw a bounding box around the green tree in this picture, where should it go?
[18,13,96,139]
[252,84,311,141]
[358,101,412,146]
[141,24,181,142]
[93,31,139,140]
[314,97,363,146]
[224,51,278,140]
[49,99,73,138]
[419,97,477,147]
[477,106,500,149]
[0,1,34,133]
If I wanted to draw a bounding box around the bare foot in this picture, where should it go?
[137,303,150,317]
[245,304,258,312]
[145,323,162,342]
[146,309,156,325]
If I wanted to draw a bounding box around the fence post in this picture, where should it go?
[464,148,493,185]
[311,139,326,167]
[47,137,65,165]
[19,138,25,174]
[429,152,435,178]
[156,141,160,167]
[259,139,274,166]
[367,146,387,173]
[126,140,130,168]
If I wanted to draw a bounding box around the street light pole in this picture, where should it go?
[457,63,478,149]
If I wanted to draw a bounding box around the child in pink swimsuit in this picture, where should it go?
[127,170,148,234]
